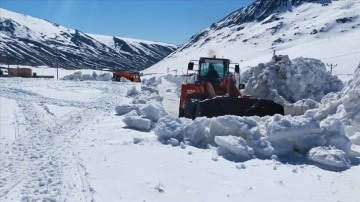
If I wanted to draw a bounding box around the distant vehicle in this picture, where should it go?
[8,68,32,77]
[112,71,141,82]
[0,69,9,77]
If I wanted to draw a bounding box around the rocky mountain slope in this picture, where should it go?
[145,0,360,79]
[0,8,177,70]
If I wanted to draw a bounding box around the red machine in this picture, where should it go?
[112,71,141,82]
[179,56,284,119]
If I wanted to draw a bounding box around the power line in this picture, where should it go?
[336,74,353,76]
[320,51,360,59]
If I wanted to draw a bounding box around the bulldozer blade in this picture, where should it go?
[195,97,284,118]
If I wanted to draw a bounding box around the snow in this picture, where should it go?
[155,115,183,139]
[0,97,22,144]
[115,104,139,115]
[61,71,112,81]
[242,55,344,104]
[350,132,360,145]
[143,57,360,172]
[143,0,360,82]
[89,33,177,49]
[0,8,71,43]
[1,1,360,201]
[1,60,360,201]
[215,136,255,160]
[308,146,351,170]
[123,110,152,131]
[0,7,177,58]
[139,102,169,122]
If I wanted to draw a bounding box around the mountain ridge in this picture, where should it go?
[145,0,359,80]
[0,8,177,70]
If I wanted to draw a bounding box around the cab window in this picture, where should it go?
[199,62,225,78]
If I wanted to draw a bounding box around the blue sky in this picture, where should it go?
[1,0,255,44]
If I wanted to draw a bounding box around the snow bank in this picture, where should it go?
[131,77,163,104]
[163,74,184,96]
[61,71,112,81]
[140,101,168,122]
[242,55,343,113]
[118,101,168,130]
[116,76,169,130]
[310,62,360,138]
[265,115,324,155]
[142,76,161,87]
[122,110,152,131]
[160,62,359,170]
[126,86,139,97]
[119,62,360,171]
[161,112,356,170]
[154,115,183,139]
[308,146,351,170]
[350,132,360,145]
[115,104,139,115]
[215,136,254,160]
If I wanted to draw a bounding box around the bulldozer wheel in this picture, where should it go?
[179,108,184,118]
[184,93,204,119]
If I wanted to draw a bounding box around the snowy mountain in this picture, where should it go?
[144,0,360,80]
[0,8,177,70]
[1,1,360,201]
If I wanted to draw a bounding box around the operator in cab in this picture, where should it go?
[206,63,220,83]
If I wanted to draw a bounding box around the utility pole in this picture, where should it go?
[6,51,10,73]
[326,63,337,75]
[55,46,59,79]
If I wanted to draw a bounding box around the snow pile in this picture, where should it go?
[163,74,185,96]
[117,62,359,170]
[116,76,169,131]
[242,55,344,105]
[152,112,357,170]
[150,62,360,170]
[139,102,168,122]
[61,71,112,81]
[155,115,183,139]
[131,77,163,104]
[142,76,161,87]
[122,110,152,131]
[310,62,360,138]
[308,146,351,170]
[120,102,167,131]
[215,136,255,160]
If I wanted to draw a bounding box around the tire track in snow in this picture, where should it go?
[0,84,103,201]
[0,96,94,201]
[0,79,131,201]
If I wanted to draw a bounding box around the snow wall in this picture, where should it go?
[117,58,360,171]
[61,71,112,81]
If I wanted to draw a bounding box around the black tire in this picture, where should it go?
[184,93,204,119]
[178,108,184,118]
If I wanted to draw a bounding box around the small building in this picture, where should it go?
[8,68,32,77]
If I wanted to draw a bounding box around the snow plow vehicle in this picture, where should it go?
[113,71,141,82]
[179,56,284,119]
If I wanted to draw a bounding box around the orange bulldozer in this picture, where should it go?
[178,56,284,119]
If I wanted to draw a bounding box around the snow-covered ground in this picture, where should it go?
[2,1,360,201]
[1,58,360,201]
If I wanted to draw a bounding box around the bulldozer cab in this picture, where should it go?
[197,57,230,83]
